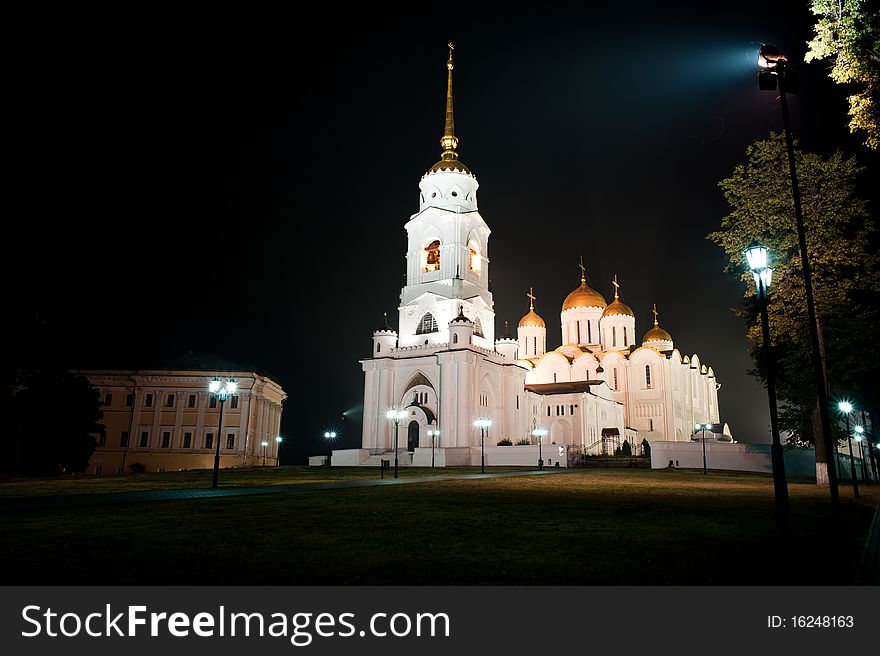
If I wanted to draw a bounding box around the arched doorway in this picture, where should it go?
[407,421,419,451]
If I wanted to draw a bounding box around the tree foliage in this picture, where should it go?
[0,308,104,477]
[805,0,880,149]
[708,133,880,444]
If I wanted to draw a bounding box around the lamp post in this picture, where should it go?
[854,426,869,485]
[275,436,283,466]
[208,377,237,488]
[757,45,839,508]
[532,428,547,470]
[323,431,337,467]
[261,440,269,467]
[744,243,790,543]
[386,409,407,478]
[474,418,491,473]
[694,423,710,475]
[427,428,439,469]
[838,401,858,498]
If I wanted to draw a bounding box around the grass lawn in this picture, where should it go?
[1,468,875,585]
[0,465,528,497]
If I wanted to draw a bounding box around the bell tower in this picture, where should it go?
[398,44,495,349]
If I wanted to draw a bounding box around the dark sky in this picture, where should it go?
[18,5,877,463]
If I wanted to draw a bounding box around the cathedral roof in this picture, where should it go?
[518,287,545,328]
[562,266,607,311]
[642,304,672,343]
[601,275,633,317]
[525,381,604,396]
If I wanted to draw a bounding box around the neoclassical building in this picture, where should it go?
[78,353,286,475]
[333,46,727,468]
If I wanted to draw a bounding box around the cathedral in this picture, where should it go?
[332,46,728,468]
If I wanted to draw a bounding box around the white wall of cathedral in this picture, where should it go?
[360,349,528,452]
[517,325,546,358]
[600,314,636,351]
[517,345,721,446]
[398,295,495,350]
[561,307,603,347]
[524,390,625,450]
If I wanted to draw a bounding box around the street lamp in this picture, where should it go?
[532,428,548,470]
[757,44,839,507]
[323,431,337,467]
[208,377,237,488]
[854,426,869,485]
[275,436,283,466]
[694,423,711,475]
[837,401,859,499]
[385,409,407,478]
[474,418,492,473]
[261,440,269,467]
[744,243,790,543]
[427,428,440,469]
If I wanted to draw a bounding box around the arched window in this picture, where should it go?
[570,405,575,415]
[376,343,381,353]
[547,406,551,417]
[645,364,652,389]
[623,327,628,346]
[469,246,481,274]
[576,321,581,343]
[474,317,484,337]
[612,326,617,347]
[416,312,438,334]
[423,240,440,272]
[587,321,592,343]
[453,333,458,344]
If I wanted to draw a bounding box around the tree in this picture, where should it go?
[708,134,880,451]
[2,369,103,476]
[805,0,880,150]
[0,307,104,477]
[640,439,651,459]
[621,439,632,457]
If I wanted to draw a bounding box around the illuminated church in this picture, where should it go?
[332,46,727,468]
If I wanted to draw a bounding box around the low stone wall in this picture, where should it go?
[650,441,874,480]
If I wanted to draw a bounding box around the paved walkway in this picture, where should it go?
[0,469,563,514]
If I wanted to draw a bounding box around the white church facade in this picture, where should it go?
[332,46,728,468]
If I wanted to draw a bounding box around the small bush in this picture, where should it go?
[515,438,531,446]
[497,439,513,446]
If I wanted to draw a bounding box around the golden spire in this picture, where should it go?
[612,274,620,300]
[439,42,459,162]
[527,286,536,310]
[652,304,659,326]
[578,255,586,283]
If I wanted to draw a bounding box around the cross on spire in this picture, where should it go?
[578,255,586,283]
[527,287,536,311]
[652,304,659,325]
[612,274,620,299]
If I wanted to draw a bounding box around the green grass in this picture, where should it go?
[0,469,874,585]
[0,465,528,498]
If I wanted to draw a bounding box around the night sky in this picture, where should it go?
[18,5,878,464]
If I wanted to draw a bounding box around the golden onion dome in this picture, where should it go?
[602,298,634,318]
[643,325,672,342]
[643,304,672,342]
[601,275,633,317]
[519,286,546,328]
[518,309,545,328]
[562,280,607,311]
